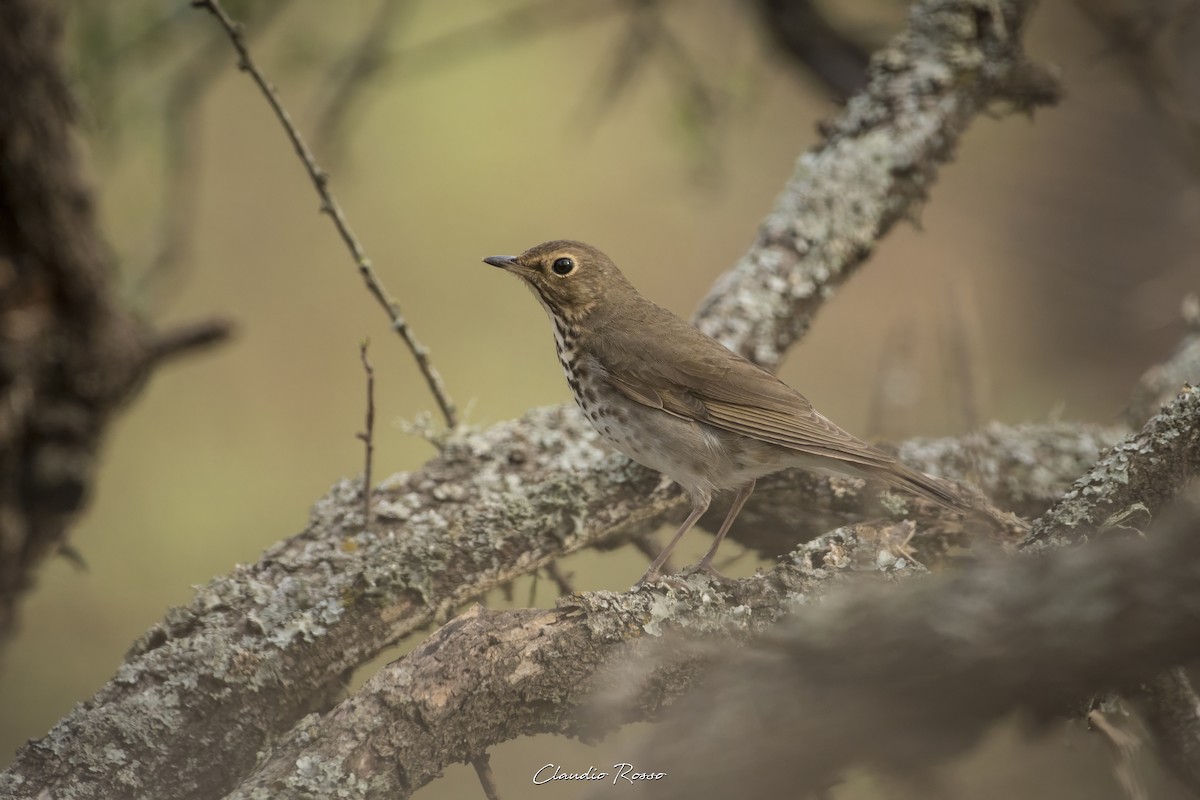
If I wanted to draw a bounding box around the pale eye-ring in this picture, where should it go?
[551,257,575,276]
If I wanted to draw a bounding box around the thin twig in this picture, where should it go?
[526,572,538,606]
[191,0,458,429]
[147,318,233,367]
[313,0,413,157]
[357,341,376,530]
[471,752,502,800]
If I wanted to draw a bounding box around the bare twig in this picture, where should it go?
[755,0,874,99]
[382,0,624,80]
[1074,0,1200,173]
[315,0,631,150]
[576,1,721,178]
[866,315,919,439]
[312,0,413,157]
[190,0,459,429]
[357,341,376,530]
[940,282,985,432]
[471,752,502,800]
[147,318,233,367]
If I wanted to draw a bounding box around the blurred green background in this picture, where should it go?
[2,1,1196,797]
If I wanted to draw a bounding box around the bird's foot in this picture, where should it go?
[634,569,688,591]
[681,560,733,583]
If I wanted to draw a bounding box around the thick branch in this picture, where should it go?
[1023,385,1200,550]
[617,494,1200,800]
[224,551,837,798]
[695,0,1056,368]
[222,390,1200,800]
[0,417,1097,800]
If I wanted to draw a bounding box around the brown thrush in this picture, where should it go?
[485,240,973,583]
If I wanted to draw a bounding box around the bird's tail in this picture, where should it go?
[871,461,976,515]
[859,459,1027,532]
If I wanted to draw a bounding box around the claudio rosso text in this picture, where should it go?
[533,763,666,786]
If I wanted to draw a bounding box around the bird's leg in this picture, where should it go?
[638,495,709,584]
[692,479,756,576]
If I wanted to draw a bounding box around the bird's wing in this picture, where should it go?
[593,307,894,471]
[589,301,971,512]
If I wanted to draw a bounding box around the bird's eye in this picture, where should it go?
[551,257,575,276]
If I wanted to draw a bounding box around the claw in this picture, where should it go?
[635,570,689,591]
[681,561,734,582]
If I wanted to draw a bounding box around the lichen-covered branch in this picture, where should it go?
[611,492,1200,800]
[695,0,1056,367]
[0,415,1099,800]
[220,405,1200,800]
[223,544,842,799]
[214,347,1200,797]
[1023,385,1200,550]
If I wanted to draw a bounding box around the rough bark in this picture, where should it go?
[207,384,1200,800]
[694,0,1056,369]
[610,491,1200,800]
[1023,385,1200,550]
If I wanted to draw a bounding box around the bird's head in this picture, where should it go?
[484,240,628,322]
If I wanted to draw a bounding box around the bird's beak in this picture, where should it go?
[483,255,519,270]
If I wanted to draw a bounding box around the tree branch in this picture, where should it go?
[1023,385,1200,550]
[694,0,1056,368]
[223,389,1200,800]
[612,490,1200,800]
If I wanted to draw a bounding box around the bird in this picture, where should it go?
[484,240,975,583]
